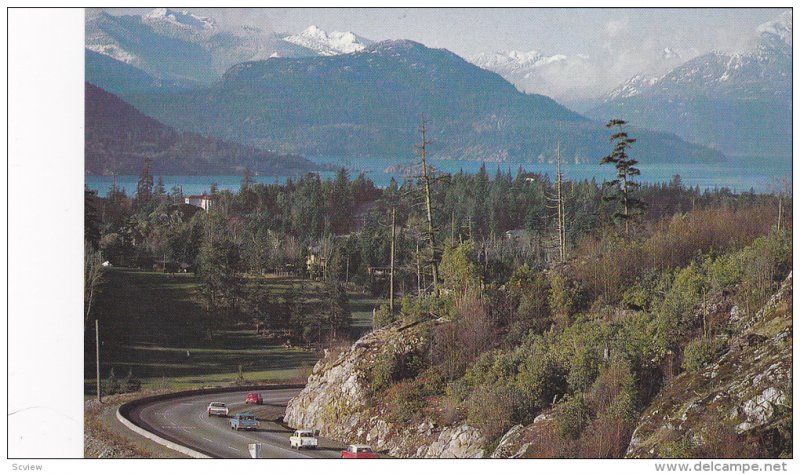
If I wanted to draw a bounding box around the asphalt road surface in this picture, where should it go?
[127,388,346,458]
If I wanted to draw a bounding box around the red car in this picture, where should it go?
[245,392,263,405]
[340,445,379,459]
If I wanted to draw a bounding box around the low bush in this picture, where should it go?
[555,393,591,440]
[384,381,426,424]
[369,347,428,393]
[465,384,515,440]
[682,337,722,372]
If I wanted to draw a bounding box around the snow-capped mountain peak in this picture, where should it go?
[756,9,792,46]
[661,47,682,60]
[470,50,567,71]
[601,73,659,102]
[283,25,372,56]
[143,8,215,32]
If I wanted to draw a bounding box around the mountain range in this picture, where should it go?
[102,39,727,165]
[86,9,795,172]
[85,82,317,176]
[586,11,792,157]
[85,9,370,85]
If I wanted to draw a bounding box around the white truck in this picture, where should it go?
[206,402,229,417]
[289,430,319,449]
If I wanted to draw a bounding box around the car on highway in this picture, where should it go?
[245,392,263,405]
[340,444,379,458]
[289,430,318,449]
[206,402,229,417]
[230,413,259,431]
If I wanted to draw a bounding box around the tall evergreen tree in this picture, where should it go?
[154,176,167,198]
[600,119,645,234]
[135,157,154,205]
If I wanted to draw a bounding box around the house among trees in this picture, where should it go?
[184,194,213,212]
[306,251,325,279]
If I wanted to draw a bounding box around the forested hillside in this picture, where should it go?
[117,40,725,164]
[85,82,317,175]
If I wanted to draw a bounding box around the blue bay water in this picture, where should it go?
[85,155,792,198]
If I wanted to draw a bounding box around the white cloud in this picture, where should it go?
[604,18,628,38]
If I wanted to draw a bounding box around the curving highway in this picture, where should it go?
[125,388,346,458]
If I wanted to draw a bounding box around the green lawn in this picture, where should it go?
[85,268,384,394]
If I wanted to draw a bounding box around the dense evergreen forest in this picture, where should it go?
[85,142,792,456]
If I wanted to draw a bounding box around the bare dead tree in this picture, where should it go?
[84,240,105,327]
[545,141,567,263]
[417,113,440,296]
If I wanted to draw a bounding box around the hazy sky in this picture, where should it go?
[109,8,784,55]
[100,8,789,100]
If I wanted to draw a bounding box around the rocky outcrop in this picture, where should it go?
[284,318,487,458]
[626,273,792,458]
[421,424,484,458]
[489,412,559,458]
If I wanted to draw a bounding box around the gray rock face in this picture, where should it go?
[422,425,484,458]
[626,273,792,458]
[284,350,370,435]
[490,412,555,458]
[284,318,487,458]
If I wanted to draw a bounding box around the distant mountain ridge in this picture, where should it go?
[117,39,724,165]
[85,82,317,176]
[588,11,791,157]
[86,10,370,84]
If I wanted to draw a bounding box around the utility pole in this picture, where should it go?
[389,206,396,313]
[95,319,101,402]
[418,113,439,296]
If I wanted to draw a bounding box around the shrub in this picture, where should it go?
[589,358,637,419]
[654,262,706,353]
[102,368,120,396]
[555,393,591,440]
[373,303,396,329]
[440,240,480,297]
[437,394,464,426]
[369,347,428,393]
[548,271,576,328]
[432,322,465,381]
[120,368,142,393]
[682,337,721,372]
[578,359,638,458]
[400,294,455,323]
[566,346,601,393]
[659,437,695,458]
[466,384,515,440]
[445,378,472,403]
[455,296,495,361]
[416,367,446,397]
[734,229,792,318]
[524,416,575,458]
[507,266,551,338]
[384,381,426,424]
[514,340,567,423]
[697,416,764,458]
[463,350,520,389]
[102,368,143,395]
[432,295,495,380]
[370,351,396,393]
[579,410,635,458]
